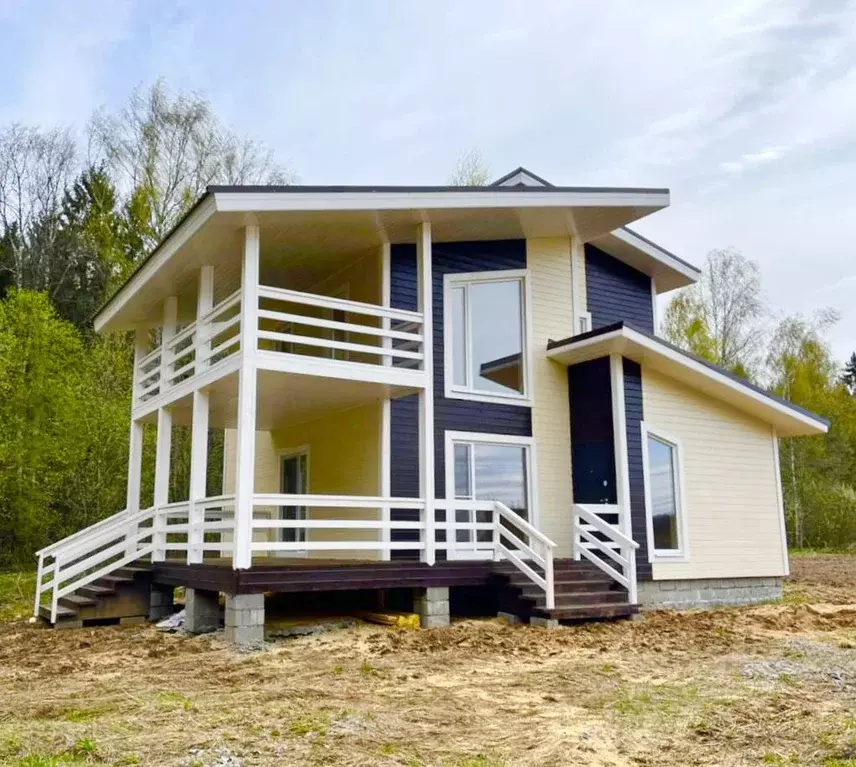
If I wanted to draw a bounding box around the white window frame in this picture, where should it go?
[443,269,533,407]
[640,422,690,562]
[443,430,539,530]
[277,445,311,555]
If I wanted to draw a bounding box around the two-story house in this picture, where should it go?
[34,168,828,647]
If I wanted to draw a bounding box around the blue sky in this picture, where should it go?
[2,0,855,359]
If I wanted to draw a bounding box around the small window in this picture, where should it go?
[642,424,688,560]
[444,271,529,404]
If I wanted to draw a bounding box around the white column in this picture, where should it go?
[379,243,392,561]
[609,352,636,603]
[152,406,172,562]
[126,326,147,553]
[416,222,435,565]
[233,222,260,570]
[188,266,215,564]
[160,296,178,392]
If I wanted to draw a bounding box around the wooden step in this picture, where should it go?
[59,594,97,610]
[533,602,638,621]
[39,604,77,621]
[116,565,151,577]
[78,584,115,599]
[532,590,628,608]
[95,575,134,588]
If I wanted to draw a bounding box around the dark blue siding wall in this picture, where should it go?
[568,359,616,505]
[622,358,651,580]
[389,240,532,498]
[585,245,654,332]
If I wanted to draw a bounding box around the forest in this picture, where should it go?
[0,81,853,567]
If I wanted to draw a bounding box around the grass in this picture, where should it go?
[0,570,36,622]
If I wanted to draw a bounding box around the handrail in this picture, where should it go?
[493,501,556,610]
[36,506,139,557]
[574,504,639,551]
[572,503,638,604]
[259,284,423,324]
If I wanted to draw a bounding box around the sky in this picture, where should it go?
[2,0,855,359]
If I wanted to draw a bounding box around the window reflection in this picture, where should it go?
[647,435,679,550]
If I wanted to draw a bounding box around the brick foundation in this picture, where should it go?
[225,593,265,649]
[414,586,450,628]
[637,577,783,609]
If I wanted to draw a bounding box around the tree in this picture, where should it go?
[841,352,856,395]
[767,310,856,548]
[449,148,491,186]
[0,291,83,564]
[663,248,766,378]
[0,124,76,297]
[90,79,292,250]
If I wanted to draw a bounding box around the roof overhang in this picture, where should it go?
[591,227,700,293]
[547,323,829,437]
[94,184,670,334]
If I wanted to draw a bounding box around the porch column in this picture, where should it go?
[188,266,214,564]
[416,222,436,565]
[379,242,392,561]
[160,296,178,393]
[125,328,147,556]
[233,222,260,570]
[152,406,172,562]
[609,353,636,602]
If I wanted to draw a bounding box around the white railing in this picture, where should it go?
[257,285,425,369]
[133,289,242,407]
[34,495,238,624]
[573,503,639,603]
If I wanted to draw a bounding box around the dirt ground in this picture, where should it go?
[1,555,855,767]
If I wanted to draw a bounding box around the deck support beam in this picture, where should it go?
[416,222,435,565]
[233,222,260,570]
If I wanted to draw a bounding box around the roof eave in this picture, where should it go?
[547,323,829,437]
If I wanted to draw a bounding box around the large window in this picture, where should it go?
[445,432,534,557]
[641,424,688,560]
[444,270,529,404]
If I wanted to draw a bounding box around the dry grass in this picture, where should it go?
[0,555,854,766]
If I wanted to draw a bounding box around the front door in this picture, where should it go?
[280,451,308,555]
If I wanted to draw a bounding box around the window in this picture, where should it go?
[445,432,535,558]
[444,270,530,404]
[279,450,308,547]
[641,423,688,560]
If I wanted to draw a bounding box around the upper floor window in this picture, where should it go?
[444,270,530,405]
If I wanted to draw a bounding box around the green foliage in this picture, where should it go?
[0,291,84,562]
[0,569,35,621]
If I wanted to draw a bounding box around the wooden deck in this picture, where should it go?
[151,558,496,594]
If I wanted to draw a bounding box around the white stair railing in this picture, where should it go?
[572,503,640,603]
[35,506,157,623]
[492,501,557,610]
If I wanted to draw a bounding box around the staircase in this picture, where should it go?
[494,558,638,622]
[38,565,153,628]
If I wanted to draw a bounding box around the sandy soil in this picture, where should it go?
[0,555,854,767]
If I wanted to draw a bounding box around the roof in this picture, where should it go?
[546,321,829,437]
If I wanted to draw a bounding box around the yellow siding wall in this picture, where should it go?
[642,367,788,579]
[527,237,576,557]
[223,401,381,558]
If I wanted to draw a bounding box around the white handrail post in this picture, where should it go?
[544,545,555,610]
[125,328,147,557]
[153,406,173,562]
[416,222,435,566]
[50,555,60,624]
[233,220,260,570]
[572,505,581,561]
[33,554,44,618]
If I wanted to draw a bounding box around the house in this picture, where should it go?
[33,167,828,646]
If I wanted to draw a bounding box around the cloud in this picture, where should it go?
[720,147,785,174]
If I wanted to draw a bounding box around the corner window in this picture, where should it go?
[641,423,688,560]
[444,270,530,405]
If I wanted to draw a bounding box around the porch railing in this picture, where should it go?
[35,493,558,623]
[572,503,639,603]
[133,285,426,409]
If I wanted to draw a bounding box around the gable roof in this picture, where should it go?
[546,321,829,437]
[490,166,554,187]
